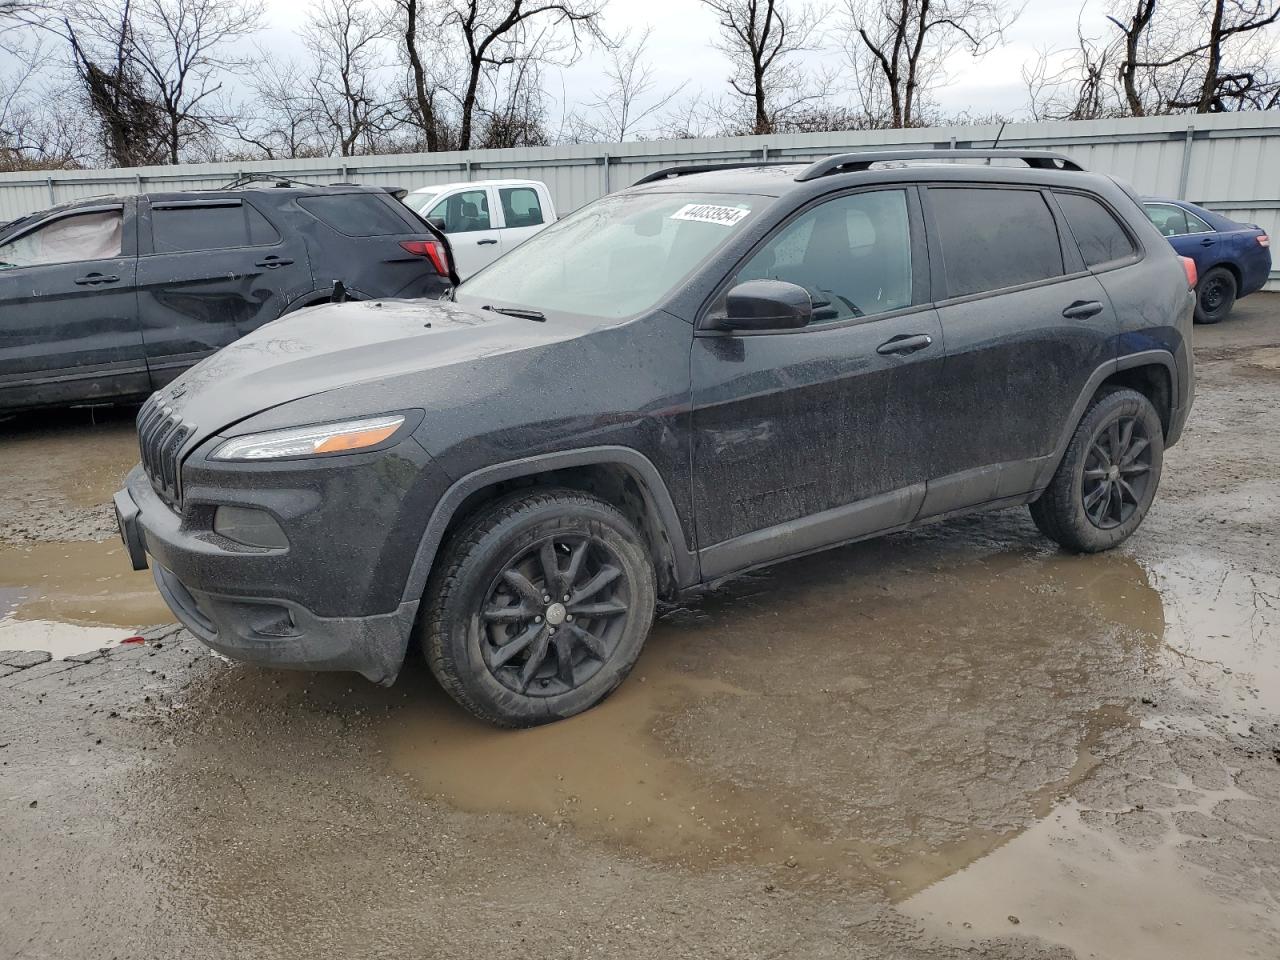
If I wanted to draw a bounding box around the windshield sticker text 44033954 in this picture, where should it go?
[668,203,751,226]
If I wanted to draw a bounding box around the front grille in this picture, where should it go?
[137,396,192,508]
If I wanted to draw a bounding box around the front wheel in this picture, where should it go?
[422,489,656,727]
[1030,388,1164,553]
[1194,266,1236,324]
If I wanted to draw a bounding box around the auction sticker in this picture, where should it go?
[669,203,751,226]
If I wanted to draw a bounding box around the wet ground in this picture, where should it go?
[2,297,1280,959]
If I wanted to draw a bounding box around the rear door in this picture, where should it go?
[1144,201,1218,274]
[137,196,312,388]
[0,202,147,410]
[921,184,1118,517]
[426,186,502,278]
[496,184,550,252]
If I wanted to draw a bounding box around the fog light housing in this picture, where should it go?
[213,506,289,550]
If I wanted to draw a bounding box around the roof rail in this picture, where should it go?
[632,160,796,187]
[794,149,1084,182]
[219,173,316,190]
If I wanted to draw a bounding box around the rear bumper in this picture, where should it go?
[115,468,417,684]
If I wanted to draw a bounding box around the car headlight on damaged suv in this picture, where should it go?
[210,415,407,461]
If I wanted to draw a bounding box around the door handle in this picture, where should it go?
[255,256,294,268]
[1062,300,1104,319]
[1199,237,1216,246]
[876,333,933,356]
[476,238,499,246]
[74,273,120,285]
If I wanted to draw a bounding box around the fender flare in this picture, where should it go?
[1036,349,1180,489]
[399,445,699,605]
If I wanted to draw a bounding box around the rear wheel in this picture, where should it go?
[1194,266,1236,324]
[1030,388,1164,553]
[422,489,656,727]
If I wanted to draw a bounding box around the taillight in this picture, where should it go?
[1258,234,1271,248]
[400,239,449,276]
[1180,256,1197,289]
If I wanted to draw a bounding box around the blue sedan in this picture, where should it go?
[1143,198,1272,324]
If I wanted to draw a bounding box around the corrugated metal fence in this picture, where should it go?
[3,111,1278,286]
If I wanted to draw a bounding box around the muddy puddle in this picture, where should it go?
[0,538,171,657]
[905,791,1277,960]
[0,409,167,657]
[378,534,1171,896]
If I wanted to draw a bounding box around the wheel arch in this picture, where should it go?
[402,447,698,606]
[1038,351,1179,492]
[1201,260,1242,290]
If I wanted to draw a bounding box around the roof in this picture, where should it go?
[627,150,1097,199]
[406,178,544,194]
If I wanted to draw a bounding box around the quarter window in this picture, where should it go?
[0,210,123,268]
[428,189,492,233]
[931,188,1064,298]
[1055,192,1137,267]
[151,203,279,253]
[297,193,414,237]
[1144,202,1212,237]
[500,187,545,229]
[732,189,915,324]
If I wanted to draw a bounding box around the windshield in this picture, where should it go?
[405,191,440,214]
[455,192,766,319]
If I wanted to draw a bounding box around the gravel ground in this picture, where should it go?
[2,295,1279,959]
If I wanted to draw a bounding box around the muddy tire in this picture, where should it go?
[421,489,656,728]
[1030,388,1164,553]
[1194,266,1236,324]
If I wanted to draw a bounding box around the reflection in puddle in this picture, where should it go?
[905,794,1274,960]
[382,535,1166,894]
[1150,552,1280,713]
[0,538,169,657]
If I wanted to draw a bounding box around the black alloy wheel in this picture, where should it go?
[480,535,632,697]
[1081,415,1154,530]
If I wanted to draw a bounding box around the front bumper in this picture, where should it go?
[115,467,418,685]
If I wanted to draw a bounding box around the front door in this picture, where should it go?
[427,187,503,279]
[0,202,147,410]
[691,187,943,578]
[136,197,312,388]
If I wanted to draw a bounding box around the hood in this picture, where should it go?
[157,298,562,446]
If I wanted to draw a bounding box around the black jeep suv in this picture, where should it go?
[0,180,453,412]
[114,149,1194,727]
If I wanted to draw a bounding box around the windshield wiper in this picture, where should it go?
[482,304,546,322]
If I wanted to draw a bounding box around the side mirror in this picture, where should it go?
[716,279,812,331]
[427,216,447,232]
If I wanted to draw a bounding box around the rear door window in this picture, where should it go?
[733,189,916,323]
[0,210,123,268]
[1144,202,1212,237]
[297,193,418,237]
[499,187,544,228]
[151,202,279,253]
[930,187,1064,298]
[428,189,493,233]
[1055,192,1137,267]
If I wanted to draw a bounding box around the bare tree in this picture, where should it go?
[302,0,393,157]
[845,0,1021,128]
[1172,0,1279,110]
[230,51,334,158]
[391,0,454,150]
[125,0,264,163]
[700,0,830,135]
[437,0,605,150]
[58,1,172,165]
[568,26,687,141]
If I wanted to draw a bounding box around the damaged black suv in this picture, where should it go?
[115,149,1195,727]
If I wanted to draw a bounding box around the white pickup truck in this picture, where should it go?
[404,179,556,279]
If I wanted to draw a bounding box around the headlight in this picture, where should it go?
[210,415,406,461]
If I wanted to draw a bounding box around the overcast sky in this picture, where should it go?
[248,0,1109,132]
